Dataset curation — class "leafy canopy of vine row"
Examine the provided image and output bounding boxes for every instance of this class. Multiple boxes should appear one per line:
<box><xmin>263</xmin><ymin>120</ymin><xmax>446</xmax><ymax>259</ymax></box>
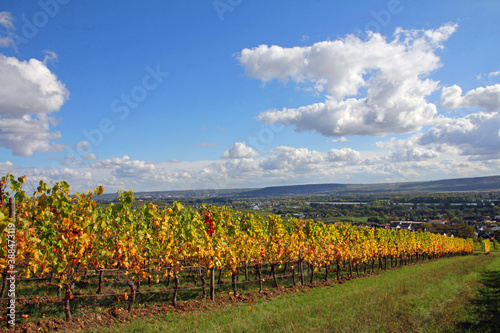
<box><xmin>0</xmin><ymin>174</ymin><xmax>474</xmax><ymax>287</ymax></box>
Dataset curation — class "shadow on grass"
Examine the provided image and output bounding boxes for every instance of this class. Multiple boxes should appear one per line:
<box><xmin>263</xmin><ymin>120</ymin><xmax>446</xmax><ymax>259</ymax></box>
<box><xmin>455</xmin><ymin>267</ymin><xmax>500</xmax><ymax>332</ymax></box>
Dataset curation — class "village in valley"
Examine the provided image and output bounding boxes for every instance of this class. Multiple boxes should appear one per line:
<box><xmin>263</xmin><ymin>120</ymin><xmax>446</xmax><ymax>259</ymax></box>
<box><xmin>228</xmin><ymin>196</ymin><xmax>500</xmax><ymax>241</ymax></box>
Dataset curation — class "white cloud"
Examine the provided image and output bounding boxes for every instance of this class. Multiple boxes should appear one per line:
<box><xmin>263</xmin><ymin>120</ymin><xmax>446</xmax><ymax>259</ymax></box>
<box><xmin>76</xmin><ymin>141</ymin><xmax>91</xmax><ymax>152</ymax></box>
<box><xmin>114</xmin><ymin>161</ymin><xmax>156</xmax><ymax>179</ymax></box>
<box><xmin>28</xmin><ymin>168</ymin><xmax>93</xmax><ymax>186</ymax></box>
<box><xmin>0</xmin><ymin>12</ymin><xmax>14</xmax><ymax>47</ymax></box>
<box><xmin>327</xmin><ymin>148</ymin><xmax>362</xmax><ymax>162</ymax></box>
<box><xmin>329</xmin><ymin>136</ymin><xmax>348</xmax><ymax>143</ymax></box>
<box><xmin>0</xmin><ymin>12</ymin><xmax>14</xmax><ymax>30</ymax></box>
<box><xmin>421</xmin><ymin>23</ymin><xmax>458</xmax><ymax>47</ymax></box>
<box><xmin>92</xmin><ymin>155</ymin><xmax>156</xmax><ymax>179</ymax></box>
<box><xmin>477</xmin><ymin>71</ymin><xmax>500</xmax><ymax>86</ymax></box>
<box><xmin>0</xmin><ymin>161</ymin><xmax>16</xmax><ymax>176</ymax></box>
<box><xmin>83</xmin><ymin>153</ymin><xmax>97</xmax><ymax>160</ymax></box>
<box><xmin>0</xmin><ymin>54</ymin><xmax>69</xmax><ymax>156</ymax></box>
<box><xmin>440</xmin><ymin>85</ymin><xmax>463</xmax><ymax>110</ymax></box>
<box><xmin>221</xmin><ymin>142</ymin><xmax>260</xmax><ymax>159</ymax></box>
<box><xmin>262</xmin><ymin>146</ymin><xmax>323</xmax><ymax>169</ymax></box>
<box><xmin>86</xmin><ymin>155</ymin><xmax>161</xmax><ymax>190</ymax></box>
<box><xmin>91</xmin><ymin>155</ymin><xmax>195</xmax><ymax>187</ymax></box>
<box><xmin>389</xmin><ymin>146</ymin><xmax>439</xmax><ymax>162</ymax></box>
<box><xmin>375</xmin><ymin>136</ymin><xmax>439</xmax><ymax>162</ymax></box>
<box><xmin>257</xmin><ymin>146</ymin><xmax>360</xmax><ymax>181</ymax></box>
<box><xmin>5</xmin><ymin>140</ymin><xmax>500</xmax><ymax>193</ymax></box>
<box><xmin>239</xmin><ymin>24</ymin><xmax>457</xmax><ymax>137</ymax></box>
<box><xmin>418</xmin><ymin>112</ymin><xmax>500</xmax><ymax>158</ymax></box>
<box><xmin>441</xmin><ymin>84</ymin><xmax>500</xmax><ymax>112</ymax></box>
<box><xmin>198</xmin><ymin>158</ymin><xmax>261</xmax><ymax>189</ymax></box>
<box><xmin>86</xmin><ymin>147</ymin><xmax>358</xmax><ymax>190</ymax></box>
<box><xmin>0</xmin><ymin>115</ymin><xmax>65</xmax><ymax>156</ymax></box>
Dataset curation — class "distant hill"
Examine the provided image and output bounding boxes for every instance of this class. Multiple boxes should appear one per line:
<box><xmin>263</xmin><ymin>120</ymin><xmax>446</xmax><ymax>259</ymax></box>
<box><xmin>96</xmin><ymin>175</ymin><xmax>500</xmax><ymax>201</ymax></box>
<box><xmin>237</xmin><ymin>183</ymin><xmax>349</xmax><ymax>197</ymax></box>
<box><xmin>238</xmin><ymin>175</ymin><xmax>500</xmax><ymax>198</ymax></box>
<box><xmin>378</xmin><ymin>175</ymin><xmax>500</xmax><ymax>192</ymax></box>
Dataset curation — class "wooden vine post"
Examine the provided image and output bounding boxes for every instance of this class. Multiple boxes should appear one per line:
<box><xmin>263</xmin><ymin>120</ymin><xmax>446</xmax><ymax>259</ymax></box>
<box><xmin>126</xmin><ymin>278</ymin><xmax>136</xmax><ymax>312</ymax></box>
<box><xmin>256</xmin><ymin>264</ymin><xmax>263</xmax><ymax>293</ymax></box>
<box><xmin>206</xmin><ymin>210</ymin><xmax>216</xmax><ymax>301</ymax></box>
<box><xmin>299</xmin><ymin>250</ymin><xmax>304</xmax><ymax>286</ymax></box>
<box><xmin>96</xmin><ymin>269</ymin><xmax>104</xmax><ymax>294</ymax></box>
<box><xmin>231</xmin><ymin>270</ymin><xmax>238</xmax><ymax>296</ymax></box>
<box><xmin>172</xmin><ymin>274</ymin><xmax>179</xmax><ymax>306</ymax></box>
<box><xmin>270</xmin><ymin>263</ymin><xmax>278</xmax><ymax>289</ymax></box>
<box><xmin>201</xmin><ymin>269</ymin><xmax>207</xmax><ymax>299</ymax></box>
<box><xmin>309</xmin><ymin>263</ymin><xmax>315</xmax><ymax>284</ymax></box>
<box><xmin>209</xmin><ymin>267</ymin><xmax>215</xmax><ymax>301</ymax></box>
<box><xmin>63</xmin><ymin>282</ymin><xmax>75</xmax><ymax>321</ymax></box>
<box><xmin>117</xmin><ymin>272</ymin><xmax>136</xmax><ymax>312</ymax></box>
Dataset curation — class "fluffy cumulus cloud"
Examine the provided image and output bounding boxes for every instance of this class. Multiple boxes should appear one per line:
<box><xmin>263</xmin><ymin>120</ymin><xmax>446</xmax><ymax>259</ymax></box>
<box><xmin>258</xmin><ymin>146</ymin><xmax>363</xmax><ymax>181</ymax></box>
<box><xmin>201</xmin><ymin>146</ymin><xmax>363</xmax><ymax>188</ymax></box>
<box><xmin>53</xmin><ymin>146</ymin><xmax>363</xmax><ymax>191</ymax></box>
<box><xmin>13</xmin><ymin>167</ymin><xmax>94</xmax><ymax>193</ymax></box>
<box><xmin>0</xmin><ymin>54</ymin><xmax>69</xmax><ymax>156</ymax></box>
<box><xmin>198</xmin><ymin>158</ymin><xmax>261</xmax><ymax>189</ymax></box>
<box><xmin>375</xmin><ymin>105</ymin><xmax>500</xmax><ymax>164</ymax></box>
<box><xmin>260</xmin><ymin>146</ymin><xmax>326</xmax><ymax>172</ymax></box>
<box><xmin>85</xmin><ymin>155</ymin><xmax>200</xmax><ymax>191</ymax></box>
<box><xmin>389</xmin><ymin>144</ymin><xmax>439</xmax><ymax>162</ymax></box>
<box><xmin>221</xmin><ymin>142</ymin><xmax>260</xmax><ymax>159</ymax></box>
<box><xmin>329</xmin><ymin>137</ymin><xmax>348</xmax><ymax>143</ymax></box>
<box><xmin>328</xmin><ymin>148</ymin><xmax>362</xmax><ymax>162</ymax></box>
<box><xmin>418</xmin><ymin>112</ymin><xmax>500</xmax><ymax>158</ymax></box>
<box><xmin>239</xmin><ymin>24</ymin><xmax>457</xmax><ymax>137</ymax></box>
<box><xmin>31</xmin><ymin>168</ymin><xmax>93</xmax><ymax>182</ymax></box>
<box><xmin>376</xmin><ymin>136</ymin><xmax>439</xmax><ymax>162</ymax></box>
<box><xmin>78</xmin><ymin>143</ymin><xmax>490</xmax><ymax>191</ymax></box>
<box><xmin>441</xmin><ymin>84</ymin><xmax>500</xmax><ymax>112</ymax></box>
<box><xmin>430</xmin><ymin>79</ymin><xmax>500</xmax><ymax>159</ymax></box>
<box><xmin>0</xmin><ymin>161</ymin><xmax>16</xmax><ymax>176</ymax></box>
<box><xmin>92</xmin><ymin>155</ymin><xmax>157</xmax><ymax>179</ymax></box>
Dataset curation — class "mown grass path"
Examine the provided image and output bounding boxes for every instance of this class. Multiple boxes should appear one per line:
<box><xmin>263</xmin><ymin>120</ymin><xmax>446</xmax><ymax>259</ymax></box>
<box><xmin>80</xmin><ymin>253</ymin><xmax>499</xmax><ymax>333</ymax></box>
<box><xmin>452</xmin><ymin>252</ymin><xmax>500</xmax><ymax>333</ymax></box>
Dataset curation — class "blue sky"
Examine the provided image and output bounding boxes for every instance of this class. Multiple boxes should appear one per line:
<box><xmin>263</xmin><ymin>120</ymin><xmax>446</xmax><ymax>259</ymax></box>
<box><xmin>1</xmin><ymin>0</ymin><xmax>500</xmax><ymax>192</ymax></box>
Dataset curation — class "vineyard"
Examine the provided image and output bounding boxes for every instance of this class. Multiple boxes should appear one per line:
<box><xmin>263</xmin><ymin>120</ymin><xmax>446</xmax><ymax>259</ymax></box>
<box><xmin>0</xmin><ymin>174</ymin><xmax>474</xmax><ymax>327</ymax></box>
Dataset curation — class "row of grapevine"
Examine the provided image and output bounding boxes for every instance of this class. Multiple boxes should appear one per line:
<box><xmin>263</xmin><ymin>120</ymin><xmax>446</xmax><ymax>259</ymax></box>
<box><xmin>0</xmin><ymin>174</ymin><xmax>474</xmax><ymax>320</ymax></box>
<box><xmin>482</xmin><ymin>239</ymin><xmax>491</xmax><ymax>254</ymax></box>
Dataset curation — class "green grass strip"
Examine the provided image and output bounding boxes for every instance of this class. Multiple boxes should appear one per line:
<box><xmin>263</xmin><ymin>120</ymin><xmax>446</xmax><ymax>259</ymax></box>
<box><xmin>450</xmin><ymin>253</ymin><xmax>500</xmax><ymax>333</ymax></box>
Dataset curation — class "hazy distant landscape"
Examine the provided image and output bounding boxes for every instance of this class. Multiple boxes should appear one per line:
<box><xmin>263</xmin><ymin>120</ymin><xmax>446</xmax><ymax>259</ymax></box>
<box><xmin>97</xmin><ymin>175</ymin><xmax>500</xmax><ymax>202</ymax></box>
